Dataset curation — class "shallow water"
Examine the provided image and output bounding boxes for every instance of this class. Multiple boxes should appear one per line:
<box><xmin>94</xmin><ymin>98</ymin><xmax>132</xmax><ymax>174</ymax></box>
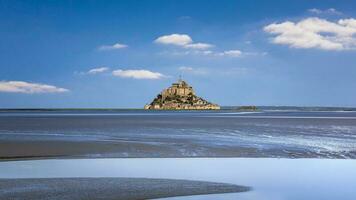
<box><xmin>1</xmin><ymin>158</ymin><xmax>356</xmax><ymax>200</ymax></box>
<box><xmin>1</xmin><ymin>110</ymin><xmax>356</xmax><ymax>158</ymax></box>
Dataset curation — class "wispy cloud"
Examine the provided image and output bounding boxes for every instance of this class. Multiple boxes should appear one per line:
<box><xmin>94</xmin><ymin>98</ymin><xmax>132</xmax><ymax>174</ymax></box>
<box><xmin>178</xmin><ymin>66</ymin><xmax>208</xmax><ymax>75</ymax></box>
<box><xmin>308</xmin><ymin>8</ymin><xmax>342</xmax><ymax>15</ymax></box>
<box><xmin>74</xmin><ymin>67</ymin><xmax>110</xmax><ymax>75</ymax></box>
<box><xmin>0</xmin><ymin>81</ymin><xmax>69</xmax><ymax>94</ymax></box>
<box><xmin>112</xmin><ymin>69</ymin><xmax>166</xmax><ymax>79</ymax></box>
<box><xmin>264</xmin><ymin>17</ymin><xmax>356</xmax><ymax>50</ymax></box>
<box><xmin>79</xmin><ymin>67</ymin><xmax>166</xmax><ymax>80</ymax></box>
<box><xmin>183</xmin><ymin>43</ymin><xmax>214</xmax><ymax>49</ymax></box>
<box><xmin>178</xmin><ymin>66</ymin><xmax>250</xmax><ymax>77</ymax></box>
<box><xmin>179</xmin><ymin>16</ymin><xmax>192</xmax><ymax>20</ymax></box>
<box><xmin>178</xmin><ymin>66</ymin><xmax>194</xmax><ymax>71</ymax></box>
<box><xmin>219</xmin><ymin>67</ymin><xmax>250</xmax><ymax>76</ymax></box>
<box><xmin>98</xmin><ymin>43</ymin><xmax>128</xmax><ymax>51</ymax></box>
<box><xmin>154</xmin><ymin>34</ymin><xmax>213</xmax><ymax>50</ymax></box>
<box><xmin>161</xmin><ymin>49</ymin><xmax>258</xmax><ymax>58</ymax></box>
<box><xmin>216</xmin><ymin>50</ymin><xmax>242</xmax><ymax>57</ymax></box>
<box><xmin>88</xmin><ymin>67</ymin><xmax>110</xmax><ymax>74</ymax></box>
<box><xmin>155</xmin><ymin>34</ymin><xmax>265</xmax><ymax>58</ymax></box>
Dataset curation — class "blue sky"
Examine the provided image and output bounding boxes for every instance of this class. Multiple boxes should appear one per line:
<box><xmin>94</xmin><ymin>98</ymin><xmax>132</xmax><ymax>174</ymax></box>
<box><xmin>1</xmin><ymin>0</ymin><xmax>356</xmax><ymax>108</ymax></box>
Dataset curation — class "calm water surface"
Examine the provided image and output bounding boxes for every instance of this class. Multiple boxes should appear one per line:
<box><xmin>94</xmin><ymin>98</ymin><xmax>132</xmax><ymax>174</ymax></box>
<box><xmin>0</xmin><ymin>110</ymin><xmax>356</xmax><ymax>158</ymax></box>
<box><xmin>1</xmin><ymin>158</ymin><xmax>355</xmax><ymax>200</ymax></box>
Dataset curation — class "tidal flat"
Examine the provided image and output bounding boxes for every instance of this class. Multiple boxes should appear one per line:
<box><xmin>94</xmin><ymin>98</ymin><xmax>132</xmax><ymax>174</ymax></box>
<box><xmin>0</xmin><ymin>177</ymin><xmax>249</xmax><ymax>200</ymax></box>
<box><xmin>1</xmin><ymin>110</ymin><xmax>356</xmax><ymax>159</ymax></box>
<box><xmin>1</xmin><ymin>110</ymin><xmax>356</xmax><ymax>199</ymax></box>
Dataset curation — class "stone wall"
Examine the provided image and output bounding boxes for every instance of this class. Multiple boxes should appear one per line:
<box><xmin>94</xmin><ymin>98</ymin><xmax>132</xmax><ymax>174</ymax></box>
<box><xmin>145</xmin><ymin>80</ymin><xmax>220</xmax><ymax>110</ymax></box>
<box><xmin>145</xmin><ymin>103</ymin><xmax>220</xmax><ymax>110</ymax></box>
<box><xmin>161</xmin><ymin>81</ymin><xmax>195</xmax><ymax>100</ymax></box>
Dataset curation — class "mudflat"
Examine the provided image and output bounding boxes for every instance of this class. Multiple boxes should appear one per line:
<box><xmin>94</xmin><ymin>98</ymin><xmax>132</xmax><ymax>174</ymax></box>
<box><xmin>1</xmin><ymin>110</ymin><xmax>356</xmax><ymax>159</ymax></box>
<box><xmin>0</xmin><ymin>139</ymin><xmax>269</xmax><ymax>161</ymax></box>
<box><xmin>0</xmin><ymin>177</ymin><xmax>250</xmax><ymax>200</ymax></box>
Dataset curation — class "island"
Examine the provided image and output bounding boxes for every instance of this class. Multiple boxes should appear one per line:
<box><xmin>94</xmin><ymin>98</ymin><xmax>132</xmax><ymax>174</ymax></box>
<box><xmin>144</xmin><ymin>79</ymin><xmax>220</xmax><ymax>110</ymax></box>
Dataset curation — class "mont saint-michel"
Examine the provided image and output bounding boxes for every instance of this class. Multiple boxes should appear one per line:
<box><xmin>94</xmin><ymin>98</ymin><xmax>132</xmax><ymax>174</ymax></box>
<box><xmin>144</xmin><ymin>79</ymin><xmax>220</xmax><ymax>110</ymax></box>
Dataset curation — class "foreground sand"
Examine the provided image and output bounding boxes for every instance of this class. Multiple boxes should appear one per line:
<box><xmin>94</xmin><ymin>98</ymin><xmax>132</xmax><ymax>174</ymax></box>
<box><xmin>1</xmin><ymin>158</ymin><xmax>356</xmax><ymax>200</ymax></box>
<box><xmin>0</xmin><ymin>177</ymin><xmax>250</xmax><ymax>200</ymax></box>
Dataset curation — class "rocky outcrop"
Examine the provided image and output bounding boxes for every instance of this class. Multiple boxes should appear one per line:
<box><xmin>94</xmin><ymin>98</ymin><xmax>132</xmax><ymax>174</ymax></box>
<box><xmin>144</xmin><ymin>80</ymin><xmax>220</xmax><ymax>110</ymax></box>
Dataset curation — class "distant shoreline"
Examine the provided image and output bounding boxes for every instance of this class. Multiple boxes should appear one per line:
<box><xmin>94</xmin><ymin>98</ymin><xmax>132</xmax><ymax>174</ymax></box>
<box><xmin>0</xmin><ymin>106</ymin><xmax>355</xmax><ymax>112</ymax></box>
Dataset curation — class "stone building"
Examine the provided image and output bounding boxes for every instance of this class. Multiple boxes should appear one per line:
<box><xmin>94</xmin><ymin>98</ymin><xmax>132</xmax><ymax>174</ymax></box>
<box><xmin>144</xmin><ymin>79</ymin><xmax>220</xmax><ymax>110</ymax></box>
<box><xmin>161</xmin><ymin>80</ymin><xmax>194</xmax><ymax>100</ymax></box>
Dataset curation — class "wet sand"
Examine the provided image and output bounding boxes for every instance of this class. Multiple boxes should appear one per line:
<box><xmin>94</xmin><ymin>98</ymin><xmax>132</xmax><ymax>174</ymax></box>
<box><xmin>0</xmin><ymin>140</ymin><xmax>167</xmax><ymax>160</ymax></box>
<box><xmin>0</xmin><ymin>177</ymin><xmax>250</xmax><ymax>200</ymax></box>
<box><xmin>0</xmin><ymin>139</ymin><xmax>299</xmax><ymax>161</ymax></box>
<box><xmin>0</xmin><ymin>139</ymin><xmax>201</xmax><ymax>160</ymax></box>
<box><xmin>2</xmin><ymin>138</ymin><xmax>352</xmax><ymax>161</ymax></box>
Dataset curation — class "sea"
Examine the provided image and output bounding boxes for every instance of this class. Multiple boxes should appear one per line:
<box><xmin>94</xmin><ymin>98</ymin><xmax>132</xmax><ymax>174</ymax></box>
<box><xmin>1</xmin><ymin>107</ymin><xmax>356</xmax><ymax>159</ymax></box>
<box><xmin>1</xmin><ymin>108</ymin><xmax>356</xmax><ymax>199</ymax></box>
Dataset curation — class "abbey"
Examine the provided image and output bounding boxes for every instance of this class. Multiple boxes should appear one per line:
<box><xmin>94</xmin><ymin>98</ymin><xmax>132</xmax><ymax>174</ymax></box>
<box><xmin>144</xmin><ymin>79</ymin><xmax>220</xmax><ymax>110</ymax></box>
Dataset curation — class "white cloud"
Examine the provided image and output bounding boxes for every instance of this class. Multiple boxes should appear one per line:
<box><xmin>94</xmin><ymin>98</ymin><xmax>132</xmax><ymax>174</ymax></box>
<box><xmin>0</xmin><ymin>81</ymin><xmax>69</xmax><ymax>94</ymax></box>
<box><xmin>178</xmin><ymin>66</ymin><xmax>208</xmax><ymax>75</ymax></box>
<box><xmin>217</xmin><ymin>50</ymin><xmax>242</xmax><ymax>57</ymax></box>
<box><xmin>264</xmin><ymin>17</ymin><xmax>356</xmax><ymax>50</ymax></box>
<box><xmin>339</xmin><ymin>18</ymin><xmax>356</xmax><ymax>28</ymax></box>
<box><xmin>112</xmin><ymin>69</ymin><xmax>165</xmax><ymax>79</ymax></box>
<box><xmin>178</xmin><ymin>66</ymin><xmax>250</xmax><ymax>77</ymax></box>
<box><xmin>184</xmin><ymin>43</ymin><xmax>214</xmax><ymax>49</ymax></box>
<box><xmin>88</xmin><ymin>67</ymin><xmax>110</xmax><ymax>74</ymax></box>
<box><xmin>159</xmin><ymin>50</ymin><xmax>212</xmax><ymax>56</ymax></box>
<box><xmin>308</xmin><ymin>8</ymin><xmax>342</xmax><ymax>15</ymax></box>
<box><xmin>244</xmin><ymin>51</ymin><xmax>268</xmax><ymax>56</ymax></box>
<box><xmin>98</xmin><ymin>43</ymin><xmax>128</xmax><ymax>51</ymax></box>
<box><xmin>159</xmin><ymin>49</ymin><xmax>254</xmax><ymax>58</ymax></box>
<box><xmin>155</xmin><ymin>34</ymin><xmax>192</xmax><ymax>46</ymax></box>
<box><xmin>178</xmin><ymin>66</ymin><xmax>194</xmax><ymax>71</ymax></box>
<box><xmin>202</xmin><ymin>50</ymin><xmax>213</xmax><ymax>55</ymax></box>
<box><xmin>154</xmin><ymin>34</ymin><xmax>213</xmax><ymax>50</ymax></box>
<box><xmin>154</xmin><ymin>34</ymin><xmax>260</xmax><ymax>56</ymax></box>
<box><xmin>217</xmin><ymin>50</ymin><xmax>266</xmax><ymax>57</ymax></box>
<box><xmin>308</xmin><ymin>8</ymin><xmax>322</xmax><ymax>14</ymax></box>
